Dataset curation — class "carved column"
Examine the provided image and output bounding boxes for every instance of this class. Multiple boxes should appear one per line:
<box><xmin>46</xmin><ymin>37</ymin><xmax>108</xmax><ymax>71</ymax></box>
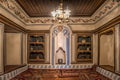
<box><xmin>22</xmin><ymin>33</ymin><xmax>27</xmax><ymax>64</ymax></box>
<box><xmin>71</xmin><ymin>34</ymin><xmax>76</xmax><ymax>63</ymax></box>
<box><xmin>0</xmin><ymin>23</ymin><xmax>4</xmax><ymax>74</ymax></box>
<box><xmin>93</xmin><ymin>34</ymin><xmax>99</xmax><ymax>65</ymax></box>
<box><xmin>115</xmin><ymin>24</ymin><xmax>120</xmax><ymax>74</ymax></box>
<box><xmin>45</xmin><ymin>33</ymin><xmax>50</xmax><ymax>63</ymax></box>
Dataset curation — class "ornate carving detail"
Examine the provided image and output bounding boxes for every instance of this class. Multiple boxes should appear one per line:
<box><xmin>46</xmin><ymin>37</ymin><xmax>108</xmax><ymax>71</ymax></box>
<box><xmin>0</xmin><ymin>0</ymin><xmax>119</xmax><ymax>24</ymax></box>
<box><xmin>93</xmin><ymin>2</ymin><xmax>116</xmax><ymax>21</ymax></box>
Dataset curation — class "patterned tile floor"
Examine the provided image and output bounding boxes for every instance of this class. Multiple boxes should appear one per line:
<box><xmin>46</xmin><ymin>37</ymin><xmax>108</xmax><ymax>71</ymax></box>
<box><xmin>11</xmin><ymin>69</ymin><xmax>111</xmax><ymax>80</ymax></box>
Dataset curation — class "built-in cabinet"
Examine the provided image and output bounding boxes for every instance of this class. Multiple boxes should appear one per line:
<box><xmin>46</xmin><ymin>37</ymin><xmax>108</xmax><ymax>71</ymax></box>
<box><xmin>28</xmin><ymin>33</ymin><xmax>45</xmax><ymax>63</ymax></box>
<box><xmin>76</xmin><ymin>34</ymin><xmax>92</xmax><ymax>63</ymax></box>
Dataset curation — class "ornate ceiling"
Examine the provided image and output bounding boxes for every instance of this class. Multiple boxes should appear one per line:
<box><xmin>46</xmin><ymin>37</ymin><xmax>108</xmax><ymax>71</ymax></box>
<box><xmin>16</xmin><ymin>0</ymin><xmax>106</xmax><ymax>17</ymax></box>
<box><xmin>0</xmin><ymin>0</ymin><xmax>119</xmax><ymax>24</ymax></box>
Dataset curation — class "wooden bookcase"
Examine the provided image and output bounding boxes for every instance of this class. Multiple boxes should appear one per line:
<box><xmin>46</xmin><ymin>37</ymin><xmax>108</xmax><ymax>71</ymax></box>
<box><xmin>28</xmin><ymin>33</ymin><xmax>45</xmax><ymax>63</ymax></box>
<box><xmin>76</xmin><ymin>34</ymin><xmax>92</xmax><ymax>63</ymax></box>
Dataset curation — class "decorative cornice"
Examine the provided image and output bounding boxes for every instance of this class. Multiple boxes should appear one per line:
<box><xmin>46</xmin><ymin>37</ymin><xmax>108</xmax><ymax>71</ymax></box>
<box><xmin>0</xmin><ymin>0</ymin><xmax>119</xmax><ymax>24</ymax></box>
<box><xmin>94</xmin><ymin>15</ymin><xmax>120</xmax><ymax>33</ymax></box>
<box><xmin>27</xmin><ymin>30</ymin><xmax>50</xmax><ymax>33</ymax></box>
<box><xmin>0</xmin><ymin>14</ymin><xmax>26</xmax><ymax>32</ymax></box>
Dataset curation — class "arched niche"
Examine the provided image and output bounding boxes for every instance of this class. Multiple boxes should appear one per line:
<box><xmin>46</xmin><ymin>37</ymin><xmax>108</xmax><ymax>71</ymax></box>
<box><xmin>50</xmin><ymin>24</ymin><xmax>72</xmax><ymax>65</ymax></box>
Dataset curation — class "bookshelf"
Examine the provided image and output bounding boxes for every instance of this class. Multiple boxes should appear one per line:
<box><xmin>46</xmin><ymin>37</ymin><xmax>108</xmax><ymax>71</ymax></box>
<box><xmin>28</xmin><ymin>34</ymin><xmax>45</xmax><ymax>63</ymax></box>
<box><xmin>76</xmin><ymin>34</ymin><xmax>92</xmax><ymax>63</ymax></box>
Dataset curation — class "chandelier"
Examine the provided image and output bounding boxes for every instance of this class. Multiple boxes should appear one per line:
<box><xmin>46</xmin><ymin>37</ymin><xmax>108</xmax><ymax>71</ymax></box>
<box><xmin>51</xmin><ymin>0</ymin><xmax>71</xmax><ymax>23</ymax></box>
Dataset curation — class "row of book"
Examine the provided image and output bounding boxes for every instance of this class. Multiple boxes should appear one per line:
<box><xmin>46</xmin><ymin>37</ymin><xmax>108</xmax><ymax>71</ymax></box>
<box><xmin>30</xmin><ymin>45</ymin><xmax>44</xmax><ymax>50</ymax></box>
<box><xmin>29</xmin><ymin>53</ymin><xmax>44</xmax><ymax>59</ymax></box>
<box><xmin>78</xmin><ymin>37</ymin><xmax>91</xmax><ymax>42</ymax></box>
<box><xmin>77</xmin><ymin>52</ymin><xmax>92</xmax><ymax>59</ymax></box>
<box><xmin>30</xmin><ymin>36</ymin><xmax>44</xmax><ymax>42</ymax></box>
<box><xmin>78</xmin><ymin>45</ymin><xmax>91</xmax><ymax>50</ymax></box>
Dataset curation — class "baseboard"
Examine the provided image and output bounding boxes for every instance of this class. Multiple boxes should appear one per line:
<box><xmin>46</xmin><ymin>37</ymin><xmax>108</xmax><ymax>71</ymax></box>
<box><xmin>96</xmin><ymin>67</ymin><xmax>120</xmax><ymax>80</ymax></box>
<box><xmin>0</xmin><ymin>65</ymin><xmax>28</xmax><ymax>80</ymax></box>
<box><xmin>28</xmin><ymin>64</ymin><xmax>94</xmax><ymax>69</ymax></box>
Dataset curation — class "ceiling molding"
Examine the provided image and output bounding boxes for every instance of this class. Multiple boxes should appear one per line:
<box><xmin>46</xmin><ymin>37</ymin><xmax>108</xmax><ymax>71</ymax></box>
<box><xmin>0</xmin><ymin>0</ymin><xmax>119</xmax><ymax>25</ymax></box>
<box><xmin>94</xmin><ymin>15</ymin><xmax>120</xmax><ymax>33</ymax></box>
<box><xmin>0</xmin><ymin>14</ymin><xmax>26</xmax><ymax>33</ymax></box>
<box><xmin>26</xmin><ymin>30</ymin><xmax>50</xmax><ymax>33</ymax></box>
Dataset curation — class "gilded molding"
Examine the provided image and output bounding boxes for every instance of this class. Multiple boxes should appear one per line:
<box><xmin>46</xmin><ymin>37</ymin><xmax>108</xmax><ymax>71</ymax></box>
<box><xmin>0</xmin><ymin>0</ymin><xmax>119</xmax><ymax>24</ymax></box>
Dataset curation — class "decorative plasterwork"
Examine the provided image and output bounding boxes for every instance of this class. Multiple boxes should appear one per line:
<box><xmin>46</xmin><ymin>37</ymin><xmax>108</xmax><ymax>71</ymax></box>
<box><xmin>0</xmin><ymin>0</ymin><xmax>119</xmax><ymax>24</ymax></box>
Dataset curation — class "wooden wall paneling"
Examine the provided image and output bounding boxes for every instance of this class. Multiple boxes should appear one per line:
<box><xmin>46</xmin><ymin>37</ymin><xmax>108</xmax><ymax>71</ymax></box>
<box><xmin>16</xmin><ymin>0</ymin><xmax>106</xmax><ymax>17</ymax></box>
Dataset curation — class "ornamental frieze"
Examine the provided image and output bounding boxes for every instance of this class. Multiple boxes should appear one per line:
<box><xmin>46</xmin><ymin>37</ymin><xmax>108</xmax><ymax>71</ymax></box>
<box><xmin>0</xmin><ymin>0</ymin><xmax>119</xmax><ymax>24</ymax></box>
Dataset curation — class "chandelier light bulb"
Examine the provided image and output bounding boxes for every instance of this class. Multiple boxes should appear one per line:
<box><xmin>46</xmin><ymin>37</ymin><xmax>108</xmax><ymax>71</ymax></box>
<box><xmin>51</xmin><ymin>11</ymin><xmax>56</xmax><ymax>17</ymax></box>
<box><xmin>51</xmin><ymin>1</ymin><xmax>71</xmax><ymax>23</ymax></box>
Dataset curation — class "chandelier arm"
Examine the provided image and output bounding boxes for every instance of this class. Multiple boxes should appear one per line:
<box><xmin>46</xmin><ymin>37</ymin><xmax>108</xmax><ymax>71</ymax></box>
<box><xmin>51</xmin><ymin>0</ymin><xmax>71</xmax><ymax>23</ymax></box>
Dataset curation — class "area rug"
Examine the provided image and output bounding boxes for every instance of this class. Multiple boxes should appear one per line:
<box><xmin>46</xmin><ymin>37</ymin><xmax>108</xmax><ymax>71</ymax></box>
<box><xmin>11</xmin><ymin>69</ymin><xmax>111</xmax><ymax>80</ymax></box>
